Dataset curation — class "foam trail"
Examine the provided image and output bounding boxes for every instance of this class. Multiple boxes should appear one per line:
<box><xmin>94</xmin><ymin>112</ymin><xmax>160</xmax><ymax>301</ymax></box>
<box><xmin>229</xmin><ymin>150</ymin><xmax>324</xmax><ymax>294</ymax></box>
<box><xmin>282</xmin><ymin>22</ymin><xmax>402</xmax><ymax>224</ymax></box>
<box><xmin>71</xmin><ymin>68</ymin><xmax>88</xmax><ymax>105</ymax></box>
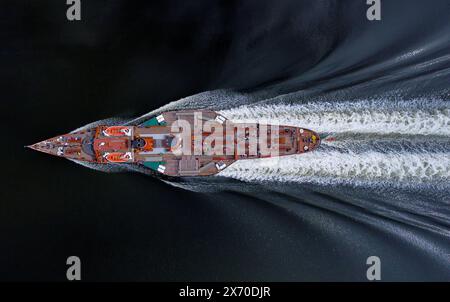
<box><xmin>219</xmin><ymin>150</ymin><xmax>450</xmax><ymax>188</ymax></box>
<box><xmin>219</xmin><ymin>99</ymin><xmax>450</xmax><ymax>135</ymax></box>
<box><xmin>320</xmin><ymin>134</ymin><xmax>450</xmax><ymax>153</ymax></box>
<box><xmin>218</xmin><ymin>99</ymin><xmax>450</xmax><ymax>187</ymax></box>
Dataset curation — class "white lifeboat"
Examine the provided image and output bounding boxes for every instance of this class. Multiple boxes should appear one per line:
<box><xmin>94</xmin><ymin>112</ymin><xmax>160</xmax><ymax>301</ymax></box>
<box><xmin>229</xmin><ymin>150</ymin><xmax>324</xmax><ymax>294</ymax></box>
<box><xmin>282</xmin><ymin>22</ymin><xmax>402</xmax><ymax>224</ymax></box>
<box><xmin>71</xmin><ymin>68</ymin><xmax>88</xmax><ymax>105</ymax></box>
<box><xmin>102</xmin><ymin>126</ymin><xmax>133</xmax><ymax>137</ymax></box>
<box><xmin>103</xmin><ymin>152</ymin><xmax>133</xmax><ymax>163</ymax></box>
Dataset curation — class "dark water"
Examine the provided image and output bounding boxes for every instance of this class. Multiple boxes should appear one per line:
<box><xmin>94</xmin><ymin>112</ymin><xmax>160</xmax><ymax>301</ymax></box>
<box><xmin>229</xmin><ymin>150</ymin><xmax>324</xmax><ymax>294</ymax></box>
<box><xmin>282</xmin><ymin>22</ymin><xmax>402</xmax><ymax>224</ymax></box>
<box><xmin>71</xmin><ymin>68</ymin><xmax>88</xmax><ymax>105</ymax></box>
<box><xmin>2</xmin><ymin>0</ymin><xmax>450</xmax><ymax>281</ymax></box>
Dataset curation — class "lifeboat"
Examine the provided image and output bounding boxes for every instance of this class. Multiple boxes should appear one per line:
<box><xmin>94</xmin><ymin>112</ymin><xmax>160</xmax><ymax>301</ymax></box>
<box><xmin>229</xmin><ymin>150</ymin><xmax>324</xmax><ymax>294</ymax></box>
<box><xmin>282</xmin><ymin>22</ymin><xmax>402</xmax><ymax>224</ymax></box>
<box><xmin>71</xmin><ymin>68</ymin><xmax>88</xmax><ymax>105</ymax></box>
<box><xmin>102</xmin><ymin>126</ymin><xmax>132</xmax><ymax>137</ymax></box>
<box><xmin>103</xmin><ymin>152</ymin><xmax>133</xmax><ymax>163</ymax></box>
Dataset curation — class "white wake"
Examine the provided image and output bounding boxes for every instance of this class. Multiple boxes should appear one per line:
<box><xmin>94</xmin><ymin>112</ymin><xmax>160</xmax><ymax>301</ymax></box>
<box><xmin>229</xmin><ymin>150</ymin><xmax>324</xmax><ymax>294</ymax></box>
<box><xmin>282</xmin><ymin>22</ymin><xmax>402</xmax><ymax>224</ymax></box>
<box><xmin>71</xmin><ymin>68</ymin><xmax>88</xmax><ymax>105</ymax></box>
<box><xmin>218</xmin><ymin>99</ymin><xmax>450</xmax><ymax>186</ymax></box>
<box><xmin>219</xmin><ymin>99</ymin><xmax>450</xmax><ymax>135</ymax></box>
<box><xmin>219</xmin><ymin>150</ymin><xmax>450</xmax><ymax>185</ymax></box>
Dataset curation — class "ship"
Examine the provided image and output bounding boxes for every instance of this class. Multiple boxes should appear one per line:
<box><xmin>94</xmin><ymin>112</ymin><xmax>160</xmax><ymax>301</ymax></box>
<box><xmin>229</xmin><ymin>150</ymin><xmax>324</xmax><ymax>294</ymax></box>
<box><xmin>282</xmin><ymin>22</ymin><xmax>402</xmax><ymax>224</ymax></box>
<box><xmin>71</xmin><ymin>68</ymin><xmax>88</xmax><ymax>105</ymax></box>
<box><xmin>28</xmin><ymin>110</ymin><xmax>320</xmax><ymax>176</ymax></box>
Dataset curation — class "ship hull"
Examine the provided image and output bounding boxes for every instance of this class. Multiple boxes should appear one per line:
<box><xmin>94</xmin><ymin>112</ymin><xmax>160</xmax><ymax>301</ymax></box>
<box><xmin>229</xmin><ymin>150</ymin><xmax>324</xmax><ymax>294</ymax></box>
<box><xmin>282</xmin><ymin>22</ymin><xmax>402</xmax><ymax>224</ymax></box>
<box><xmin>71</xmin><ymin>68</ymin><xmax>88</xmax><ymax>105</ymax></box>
<box><xmin>29</xmin><ymin>110</ymin><xmax>320</xmax><ymax>176</ymax></box>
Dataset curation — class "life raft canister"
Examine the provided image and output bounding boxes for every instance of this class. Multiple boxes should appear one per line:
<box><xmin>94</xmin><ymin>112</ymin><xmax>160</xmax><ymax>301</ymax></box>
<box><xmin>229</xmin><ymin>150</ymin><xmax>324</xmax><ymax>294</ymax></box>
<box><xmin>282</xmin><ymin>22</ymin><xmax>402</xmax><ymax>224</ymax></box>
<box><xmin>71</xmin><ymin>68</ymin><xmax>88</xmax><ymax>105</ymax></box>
<box><xmin>103</xmin><ymin>126</ymin><xmax>132</xmax><ymax>137</ymax></box>
<box><xmin>103</xmin><ymin>152</ymin><xmax>133</xmax><ymax>163</ymax></box>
